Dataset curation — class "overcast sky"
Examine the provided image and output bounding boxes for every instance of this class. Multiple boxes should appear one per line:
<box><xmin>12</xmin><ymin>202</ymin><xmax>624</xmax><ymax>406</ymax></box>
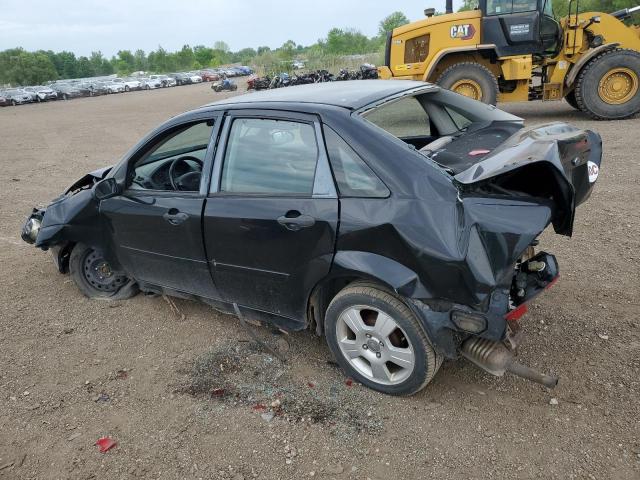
<box><xmin>0</xmin><ymin>0</ymin><xmax>463</xmax><ymax>57</ymax></box>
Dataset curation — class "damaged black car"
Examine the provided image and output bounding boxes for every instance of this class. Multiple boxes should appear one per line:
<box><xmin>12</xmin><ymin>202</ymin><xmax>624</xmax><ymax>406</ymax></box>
<box><xmin>22</xmin><ymin>81</ymin><xmax>602</xmax><ymax>395</ymax></box>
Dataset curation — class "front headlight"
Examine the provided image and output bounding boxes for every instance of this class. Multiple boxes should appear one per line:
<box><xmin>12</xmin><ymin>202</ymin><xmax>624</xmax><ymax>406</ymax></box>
<box><xmin>22</xmin><ymin>217</ymin><xmax>42</xmax><ymax>244</ymax></box>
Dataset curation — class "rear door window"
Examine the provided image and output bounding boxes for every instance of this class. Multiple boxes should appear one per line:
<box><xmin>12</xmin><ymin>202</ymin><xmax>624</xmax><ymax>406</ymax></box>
<box><xmin>220</xmin><ymin>118</ymin><xmax>319</xmax><ymax>195</ymax></box>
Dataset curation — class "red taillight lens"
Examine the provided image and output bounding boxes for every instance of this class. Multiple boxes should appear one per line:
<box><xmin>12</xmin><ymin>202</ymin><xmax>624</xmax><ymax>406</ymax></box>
<box><xmin>505</xmin><ymin>303</ymin><xmax>528</xmax><ymax>321</ymax></box>
<box><xmin>545</xmin><ymin>275</ymin><xmax>560</xmax><ymax>290</ymax></box>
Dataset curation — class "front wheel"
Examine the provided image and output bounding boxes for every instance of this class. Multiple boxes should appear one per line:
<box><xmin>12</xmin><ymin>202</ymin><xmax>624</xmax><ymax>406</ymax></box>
<box><xmin>325</xmin><ymin>283</ymin><xmax>442</xmax><ymax>396</ymax></box>
<box><xmin>574</xmin><ymin>48</ymin><xmax>640</xmax><ymax>120</ymax></box>
<box><xmin>436</xmin><ymin>62</ymin><xmax>499</xmax><ymax>105</ymax></box>
<box><xmin>69</xmin><ymin>243</ymin><xmax>138</xmax><ymax>300</ymax></box>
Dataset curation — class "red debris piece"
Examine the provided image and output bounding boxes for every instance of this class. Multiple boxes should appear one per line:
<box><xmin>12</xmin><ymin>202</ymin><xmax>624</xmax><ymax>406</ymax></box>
<box><xmin>345</xmin><ymin>379</ymin><xmax>353</xmax><ymax>387</ymax></box>
<box><xmin>252</xmin><ymin>403</ymin><xmax>267</xmax><ymax>412</ymax></box>
<box><xmin>211</xmin><ymin>388</ymin><xmax>225</xmax><ymax>398</ymax></box>
<box><xmin>95</xmin><ymin>437</ymin><xmax>117</xmax><ymax>453</ymax></box>
<box><xmin>116</xmin><ymin>370</ymin><xmax>128</xmax><ymax>380</ymax></box>
<box><xmin>307</xmin><ymin>382</ymin><xmax>315</xmax><ymax>388</ymax></box>
<box><xmin>468</xmin><ymin>149</ymin><xmax>491</xmax><ymax>156</ymax></box>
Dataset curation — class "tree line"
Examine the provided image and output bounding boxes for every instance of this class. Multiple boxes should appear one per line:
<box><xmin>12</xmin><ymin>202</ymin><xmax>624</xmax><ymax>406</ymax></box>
<box><xmin>0</xmin><ymin>12</ymin><xmax>410</xmax><ymax>87</ymax></box>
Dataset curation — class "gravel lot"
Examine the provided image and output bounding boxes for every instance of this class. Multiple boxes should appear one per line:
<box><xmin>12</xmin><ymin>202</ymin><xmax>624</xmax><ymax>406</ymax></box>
<box><xmin>0</xmin><ymin>81</ymin><xmax>639</xmax><ymax>480</ymax></box>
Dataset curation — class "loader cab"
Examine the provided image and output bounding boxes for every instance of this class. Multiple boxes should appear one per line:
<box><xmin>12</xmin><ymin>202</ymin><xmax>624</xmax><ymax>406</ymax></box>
<box><xmin>480</xmin><ymin>0</ymin><xmax>562</xmax><ymax>57</ymax></box>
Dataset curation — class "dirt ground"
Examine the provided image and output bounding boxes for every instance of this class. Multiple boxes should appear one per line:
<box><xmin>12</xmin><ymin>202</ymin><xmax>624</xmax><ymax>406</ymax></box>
<box><xmin>0</xmin><ymin>80</ymin><xmax>639</xmax><ymax>480</ymax></box>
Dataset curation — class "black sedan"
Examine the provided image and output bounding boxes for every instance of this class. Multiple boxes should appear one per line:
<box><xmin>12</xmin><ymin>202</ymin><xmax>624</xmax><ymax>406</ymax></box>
<box><xmin>21</xmin><ymin>81</ymin><xmax>602</xmax><ymax>395</ymax></box>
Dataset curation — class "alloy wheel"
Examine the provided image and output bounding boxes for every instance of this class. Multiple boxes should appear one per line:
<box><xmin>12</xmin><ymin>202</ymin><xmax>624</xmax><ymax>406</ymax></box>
<box><xmin>336</xmin><ymin>305</ymin><xmax>415</xmax><ymax>385</ymax></box>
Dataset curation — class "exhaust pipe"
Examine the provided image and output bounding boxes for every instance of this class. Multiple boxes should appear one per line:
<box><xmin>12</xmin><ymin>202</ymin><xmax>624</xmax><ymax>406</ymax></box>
<box><xmin>462</xmin><ymin>337</ymin><xmax>558</xmax><ymax>388</ymax></box>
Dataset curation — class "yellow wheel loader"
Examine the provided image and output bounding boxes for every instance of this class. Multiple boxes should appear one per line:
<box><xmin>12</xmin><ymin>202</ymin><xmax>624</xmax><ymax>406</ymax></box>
<box><xmin>378</xmin><ymin>0</ymin><xmax>640</xmax><ymax>119</ymax></box>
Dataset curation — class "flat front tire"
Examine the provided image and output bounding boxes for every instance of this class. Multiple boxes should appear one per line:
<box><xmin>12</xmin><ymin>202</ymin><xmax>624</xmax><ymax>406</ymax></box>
<box><xmin>69</xmin><ymin>243</ymin><xmax>138</xmax><ymax>300</ymax></box>
<box><xmin>325</xmin><ymin>283</ymin><xmax>442</xmax><ymax>396</ymax></box>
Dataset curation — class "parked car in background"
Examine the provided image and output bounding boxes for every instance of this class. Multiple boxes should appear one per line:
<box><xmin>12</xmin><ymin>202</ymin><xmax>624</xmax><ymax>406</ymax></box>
<box><xmin>168</xmin><ymin>73</ymin><xmax>191</xmax><ymax>86</ymax></box>
<box><xmin>23</xmin><ymin>86</ymin><xmax>58</xmax><ymax>102</ymax></box>
<box><xmin>0</xmin><ymin>93</ymin><xmax>11</xmax><ymax>106</ymax></box>
<box><xmin>292</xmin><ymin>60</ymin><xmax>305</xmax><ymax>70</ymax></box>
<box><xmin>103</xmin><ymin>81</ymin><xmax>125</xmax><ymax>94</ymax></box>
<box><xmin>2</xmin><ymin>89</ymin><xmax>33</xmax><ymax>105</ymax></box>
<box><xmin>162</xmin><ymin>75</ymin><xmax>177</xmax><ymax>87</ymax></box>
<box><xmin>200</xmin><ymin>70</ymin><xmax>220</xmax><ymax>82</ymax></box>
<box><xmin>188</xmin><ymin>72</ymin><xmax>203</xmax><ymax>83</ymax></box>
<box><xmin>149</xmin><ymin>75</ymin><xmax>175</xmax><ymax>88</ymax></box>
<box><xmin>50</xmin><ymin>83</ymin><xmax>85</xmax><ymax>100</ymax></box>
<box><xmin>79</xmin><ymin>82</ymin><xmax>107</xmax><ymax>96</ymax></box>
<box><xmin>113</xmin><ymin>78</ymin><xmax>142</xmax><ymax>92</ymax></box>
<box><xmin>141</xmin><ymin>77</ymin><xmax>163</xmax><ymax>90</ymax></box>
<box><xmin>238</xmin><ymin>66</ymin><xmax>253</xmax><ymax>75</ymax></box>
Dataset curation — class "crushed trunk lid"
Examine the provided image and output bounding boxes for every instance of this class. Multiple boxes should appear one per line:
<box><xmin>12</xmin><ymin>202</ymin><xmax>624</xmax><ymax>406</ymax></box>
<box><xmin>453</xmin><ymin>122</ymin><xmax>602</xmax><ymax>236</ymax></box>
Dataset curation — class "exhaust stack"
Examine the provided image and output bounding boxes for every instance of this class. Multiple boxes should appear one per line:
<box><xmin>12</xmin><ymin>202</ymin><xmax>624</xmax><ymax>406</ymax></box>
<box><xmin>445</xmin><ymin>0</ymin><xmax>453</xmax><ymax>14</ymax></box>
<box><xmin>462</xmin><ymin>337</ymin><xmax>558</xmax><ymax>388</ymax></box>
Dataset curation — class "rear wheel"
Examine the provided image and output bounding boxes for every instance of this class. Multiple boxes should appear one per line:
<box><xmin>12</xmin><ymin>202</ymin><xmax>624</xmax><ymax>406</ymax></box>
<box><xmin>69</xmin><ymin>243</ymin><xmax>138</xmax><ymax>300</ymax></box>
<box><xmin>436</xmin><ymin>62</ymin><xmax>499</xmax><ymax>105</ymax></box>
<box><xmin>575</xmin><ymin>49</ymin><xmax>640</xmax><ymax>120</ymax></box>
<box><xmin>325</xmin><ymin>282</ymin><xmax>442</xmax><ymax>396</ymax></box>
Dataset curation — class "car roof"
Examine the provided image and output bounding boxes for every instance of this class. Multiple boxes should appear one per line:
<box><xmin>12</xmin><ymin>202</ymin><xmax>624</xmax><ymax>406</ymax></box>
<box><xmin>205</xmin><ymin>80</ymin><xmax>437</xmax><ymax>110</ymax></box>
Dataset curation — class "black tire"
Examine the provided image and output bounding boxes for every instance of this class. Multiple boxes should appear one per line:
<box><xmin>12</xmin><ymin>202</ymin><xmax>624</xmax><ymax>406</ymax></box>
<box><xmin>231</xmin><ymin>84</ymin><xmax>238</xmax><ymax>91</ymax></box>
<box><xmin>436</xmin><ymin>62</ymin><xmax>499</xmax><ymax>105</ymax></box>
<box><xmin>324</xmin><ymin>282</ymin><xmax>442</xmax><ymax>396</ymax></box>
<box><xmin>69</xmin><ymin>243</ymin><xmax>138</xmax><ymax>300</ymax></box>
<box><xmin>564</xmin><ymin>90</ymin><xmax>580</xmax><ymax>110</ymax></box>
<box><xmin>125</xmin><ymin>85</ymin><xmax>130</xmax><ymax>92</ymax></box>
<box><xmin>574</xmin><ymin>48</ymin><xmax>640</xmax><ymax>120</ymax></box>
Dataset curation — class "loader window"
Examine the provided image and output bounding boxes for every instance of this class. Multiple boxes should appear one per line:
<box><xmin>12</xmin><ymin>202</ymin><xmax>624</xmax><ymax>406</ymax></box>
<box><xmin>404</xmin><ymin>34</ymin><xmax>430</xmax><ymax>64</ymax></box>
<box><xmin>486</xmin><ymin>0</ymin><xmax>537</xmax><ymax>15</ymax></box>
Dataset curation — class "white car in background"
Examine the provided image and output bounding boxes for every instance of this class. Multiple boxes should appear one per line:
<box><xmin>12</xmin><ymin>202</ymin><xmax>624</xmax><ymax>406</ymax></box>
<box><xmin>113</xmin><ymin>78</ymin><xmax>142</xmax><ymax>92</ymax></box>
<box><xmin>141</xmin><ymin>77</ymin><xmax>162</xmax><ymax>90</ymax></box>
<box><xmin>188</xmin><ymin>72</ymin><xmax>203</xmax><ymax>83</ymax></box>
<box><xmin>103</xmin><ymin>81</ymin><xmax>125</xmax><ymax>94</ymax></box>
<box><xmin>23</xmin><ymin>86</ymin><xmax>58</xmax><ymax>102</ymax></box>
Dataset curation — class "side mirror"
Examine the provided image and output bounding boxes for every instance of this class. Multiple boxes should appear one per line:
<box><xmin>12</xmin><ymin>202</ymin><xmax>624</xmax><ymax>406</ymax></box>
<box><xmin>92</xmin><ymin>178</ymin><xmax>122</xmax><ymax>201</ymax></box>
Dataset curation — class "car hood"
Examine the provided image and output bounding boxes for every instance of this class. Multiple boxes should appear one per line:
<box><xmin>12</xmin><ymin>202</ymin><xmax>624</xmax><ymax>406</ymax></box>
<box><xmin>65</xmin><ymin>166</ymin><xmax>113</xmax><ymax>194</ymax></box>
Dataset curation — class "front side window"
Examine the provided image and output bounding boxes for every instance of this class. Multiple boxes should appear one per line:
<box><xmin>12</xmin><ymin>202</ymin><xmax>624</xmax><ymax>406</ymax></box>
<box><xmin>129</xmin><ymin>120</ymin><xmax>215</xmax><ymax>191</ymax></box>
<box><xmin>324</xmin><ymin>127</ymin><xmax>389</xmax><ymax>198</ymax></box>
<box><xmin>362</xmin><ymin>96</ymin><xmax>431</xmax><ymax>138</ymax></box>
<box><xmin>220</xmin><ymin>118</ymin><xmax>318</xmax><ymax>195</ymax></box>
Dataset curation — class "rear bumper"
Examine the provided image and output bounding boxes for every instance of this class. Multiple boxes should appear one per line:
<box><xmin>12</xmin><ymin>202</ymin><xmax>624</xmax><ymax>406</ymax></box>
<box><xmin>409</xmin><ymin>251</ymin><xmax>559</xmax><ymax>359</ymax></box>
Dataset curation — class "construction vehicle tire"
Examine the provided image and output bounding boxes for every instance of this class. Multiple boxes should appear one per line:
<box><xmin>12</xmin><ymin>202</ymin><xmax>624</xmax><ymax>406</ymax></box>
<box><xmin>575</xmin><ymin>48</ymin><xmax>640</xmax><ymax>120</ymax></box>
<box><xmin>564</xmin><ymin>91</ymin><xmax>580</xmax><ymax>110</ymax></box>
<box><xmin>436</xmin><ymin>62</ymin><xmax>498</xmax><ymax>105</ymax></box>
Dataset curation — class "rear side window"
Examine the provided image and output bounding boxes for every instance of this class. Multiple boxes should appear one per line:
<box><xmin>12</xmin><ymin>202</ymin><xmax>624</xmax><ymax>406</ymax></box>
<box><xmin>324</xmin><ymin>127</ymin><xmax>389</xmax><ymax>198</ymax></box>
<box><xmin>362</xmin><ymin>96</ymin><xmax>431</xmax><ymax>138</ymax></box>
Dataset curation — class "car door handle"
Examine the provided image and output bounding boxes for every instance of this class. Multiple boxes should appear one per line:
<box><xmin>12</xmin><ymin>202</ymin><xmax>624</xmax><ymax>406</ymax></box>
<box><xmin>277</xmin><ymin>212</ymin><xmax>316</xmax><ymax>231</ymax></box>
<box><xmin>162</xmin><ymin>209</ymin><xmax>189</xmax><ymax>226</ymax></box>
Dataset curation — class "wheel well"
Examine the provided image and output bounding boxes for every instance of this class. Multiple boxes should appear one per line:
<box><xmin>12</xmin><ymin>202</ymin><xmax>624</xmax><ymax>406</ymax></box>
<box><xmin>426</xmin><ymin>49</ymin><xmax>500</xmax><ymax>83</ymax></box>
<box><xmin>307</xmin><ymin>276</ymin><xmax>392</xmax><ymax>336</ymax></box>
